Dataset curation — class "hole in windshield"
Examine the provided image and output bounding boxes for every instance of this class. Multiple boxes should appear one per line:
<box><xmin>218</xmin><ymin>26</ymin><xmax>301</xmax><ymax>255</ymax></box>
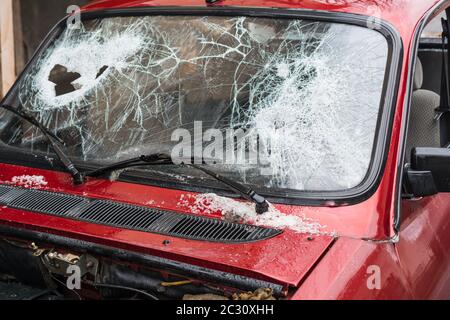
<box><xmin>48</xmin><ymin>64</ymin><xmax>81</xmax><ymax>96</ymax></box>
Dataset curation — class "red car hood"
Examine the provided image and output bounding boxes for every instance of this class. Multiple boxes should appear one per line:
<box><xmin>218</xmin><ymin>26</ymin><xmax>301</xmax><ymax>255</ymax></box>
<box><xmin>0</xmin><ymin>164</ymin><xmax>337</xmax><ymax>287</ymax></box>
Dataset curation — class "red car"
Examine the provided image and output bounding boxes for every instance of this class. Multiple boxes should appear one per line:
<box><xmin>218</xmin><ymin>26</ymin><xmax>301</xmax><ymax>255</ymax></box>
<box><xmin>0</xmin><ymin>0</ymin><xmax>449</xmax><ymax>300</ymax></box>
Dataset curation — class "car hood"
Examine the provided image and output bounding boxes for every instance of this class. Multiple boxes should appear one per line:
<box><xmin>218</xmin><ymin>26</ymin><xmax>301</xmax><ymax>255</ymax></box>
<box><xmin>0</xmin><ymin>163</ymin><xmax>384</xmax><ymax>287</ymax></box>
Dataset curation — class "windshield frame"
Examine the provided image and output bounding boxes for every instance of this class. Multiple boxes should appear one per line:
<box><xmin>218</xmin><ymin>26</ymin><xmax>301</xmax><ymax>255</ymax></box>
<box><xmin>0</xmin><ymin>6</ymin><xmax>403</xmax><ymax>206</ymax></box>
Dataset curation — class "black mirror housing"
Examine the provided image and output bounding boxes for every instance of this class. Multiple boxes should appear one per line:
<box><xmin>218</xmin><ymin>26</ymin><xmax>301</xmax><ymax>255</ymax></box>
<box><xmin>404</xmin><ymin>165</ymin><xmax>438</xmax><ymax>197</ymax></box>
<box><xmin>406</xmin><ymin>147</ymin><xmax>450</xmax><ymax>196</ymax></box>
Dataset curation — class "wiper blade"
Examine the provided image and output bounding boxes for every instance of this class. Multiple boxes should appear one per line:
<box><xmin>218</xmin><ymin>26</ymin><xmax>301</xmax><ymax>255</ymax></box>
<box><xmin>1</xmin><ymin>104</ymin><xmax>84</xmax><ymax>185</ymax></box>
<box><xmin>189</xmin><ymin>163</ymin><xmax>270</xmax><ymax>215</ymax></box>
<box><xmin>1</xmin><ymin>104</ymin><xmax>65</xmax><ymax>144</ymax></box>
<box><xmin>85</xmin><ymin>154</ymin><xmax>174</xmax><ymax>177</ymax></box>
<box><xmin>84</xmin><ymin>153</ymin><xmax>269</xmax><ymax>214</ymax></box>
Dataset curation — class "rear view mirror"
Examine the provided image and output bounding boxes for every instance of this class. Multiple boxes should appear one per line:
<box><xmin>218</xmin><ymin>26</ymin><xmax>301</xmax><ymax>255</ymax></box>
<box><xmin>405</xmin><ymin>147</ymin><xmax>450</xmax><ymax>197</ymax></box>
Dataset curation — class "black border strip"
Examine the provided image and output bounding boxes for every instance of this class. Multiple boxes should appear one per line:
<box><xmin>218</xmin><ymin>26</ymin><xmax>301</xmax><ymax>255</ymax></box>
<box><xmin>0</xmin><ymin>6</ymin><xmax>403</xmax><ymax>207</ymax></box>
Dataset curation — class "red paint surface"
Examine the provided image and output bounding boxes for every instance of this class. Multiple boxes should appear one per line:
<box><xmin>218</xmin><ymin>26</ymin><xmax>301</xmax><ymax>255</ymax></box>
<box><xmin>292</xmin><ymin>237</ymin><xmax>414</xmax><ymax>299</ymax></box>
<box><xmin>1</xmin><ymin>0</ymin><xmax>450</xmax><ymax>299</ymax></box>
<box><xmin>0</xmin><ymin>163</ymin><xmax>334</xmax><ymax>287</ymax></box>
<box><xmin>397</xmin><ymin>195</ymin><xmax>450</xmax><ymax>299</ymax></box>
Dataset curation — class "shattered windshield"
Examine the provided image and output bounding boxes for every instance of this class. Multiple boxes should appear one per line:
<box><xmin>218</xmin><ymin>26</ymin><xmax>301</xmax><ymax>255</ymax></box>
<box><xmin>0</xmin><ymin>15</ymin><xmax>388</xmax><ymax>192</ymax></box>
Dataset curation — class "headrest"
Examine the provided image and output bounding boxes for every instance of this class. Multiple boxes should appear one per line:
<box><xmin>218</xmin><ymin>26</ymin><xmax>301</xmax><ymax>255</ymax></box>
<box><xmin>414</xmin><ymin>58</ymin><xmax>423</xmax><ymax>90</ymax></box>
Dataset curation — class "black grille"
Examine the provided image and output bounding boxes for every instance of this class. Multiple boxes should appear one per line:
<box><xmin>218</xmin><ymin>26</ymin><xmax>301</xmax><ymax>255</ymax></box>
<box><xmin>0</xmin><ymin>187</ymin><xmax>27</xmax><ymax>204</ymax></box>
<box><xmin>8</xmin><ymin>189</ymin><xmax>85</xmax><ymax>216</ymax></box>
<box><xmin>0</xmin><ymin>184</ymin><xmax>282</xmax><ymax>243</ymax></box>
<box><xmin>0</xmin><ymin>185</ymin><xmax>12</xmax><ymax>197</ymax></box>
<box><xmin>78</xmin><ymin>201</ymin><xmax>164</xmax><ymax>230</ymax></box>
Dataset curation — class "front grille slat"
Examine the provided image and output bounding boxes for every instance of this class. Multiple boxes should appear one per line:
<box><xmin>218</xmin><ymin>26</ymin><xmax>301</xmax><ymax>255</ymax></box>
<box><xmin>216</xmin><ymin>223</ymin><xmax>235</xmax><ymax>240</ymax></box>
<box><xmin>111</xmin><ymin>206</ymin><xmax>135</xmax><ymax>226</ymax></box>
<box><xmin>197</xmin><ymin>220</ymin><xmax>221</xmax><ymax>239</ymax></box>
<box><xmin>233</xmin><ymin>227</ymin><xmax>251</xmax><ymax>241</ymax></box>
<box><xmin>140</xmin><ymin>213</ymin><xmax>162</xmax><ymax>229</ymax></box>
<box><xmin>210</xmin><ymin>223</ymin><xmax>230</xmax><ymax>239</ymax></box>
<box><xmin>227</xmin><ymin>226</ymin><xmax>247</xmax><ymax>241</ymax></box>
<box><xmin>221</xmin><ymin>225</ymin><xmax>240</xmax><ymax>240</ymax></box>
<box><xmin>0</xmin><ymin>186</ymin><xmax>13</xmax><ymax>198</ymax></box>
<box><xmin>152</xmin><ymin>214</ymin><xmax>182</xmax><ymax>232</ymax></box>
<box><xmin>170</xmin><ymin>218</ymin><xmax>192</xmax><ymax>234</ymax></box>
<box><xmin>81</xmin><ymin>201</ymin><xmax>110</xmax><ymax>221</ymax></box>
<box><xmin>190</xmin><ymin>221</ymin><xmax>210</xmax><ymax>237</ymax></box>
<box><xmin>66</xmin><ymin>200</ymin><xmax>91</xmax><ymax>217</ymax></box>
<box><xmin>151</xmin><ymin>214</ymin><xmax>172</xmax><ymax>231</ymax></box>
<box><xmin>0</xmin><ymin>184</ymin><xmax>282</xmax><ymax>243</ymax></box>
<box><xmin>0</xmin><ymin>189</ymin><xmax>28</xmax><ymax>205</ymax></box>
<box><xmin>246</xmin><ymin>227</ymin><xmax>263</xmax><ymax>241</ymax></box>
<box><xmin>199</xmin><ymin>220</ymin><xmax>218</xmax><ymax>238</ymax></box>
<box><xmin>182</xmin><ymin>218</ymin><xmax>203</xmax><ymax>235</ymax></box>
<box><xmin>104</xmin><ymin>205</ymin><xmax>132</xmax><ymax>225</ymax></box>
<box><xmin>130</xmin><ymin>212</ymin><xmax>151</xmax><ymax>229</ymax></box>
<box><xmin>189</xmin><ymin>218</ymin><xmax>209</xmax><ymax>236</ymax></box>
<box><xmin>135</xmin><ymin>210</ymin><xmax>160</xmax><ymax>229</ymax></box>
<box><xmin>8</xmin><ymin>190</ymin><xmax>84</xmax><ymax>216</ymax></box>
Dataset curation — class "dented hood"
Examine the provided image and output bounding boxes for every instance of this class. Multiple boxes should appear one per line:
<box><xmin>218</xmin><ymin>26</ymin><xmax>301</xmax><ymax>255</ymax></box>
<box><xmin>0</xmin><ymin>164</ymin><xmax>339</xmax><ymax>287</ymax></box>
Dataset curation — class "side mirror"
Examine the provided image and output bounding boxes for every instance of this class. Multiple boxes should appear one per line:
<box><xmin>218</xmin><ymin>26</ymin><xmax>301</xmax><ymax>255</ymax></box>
<box><xmin>404</xmin><ymin>147</ymin><xmax>450</xmax><ymax>197</ymax></box>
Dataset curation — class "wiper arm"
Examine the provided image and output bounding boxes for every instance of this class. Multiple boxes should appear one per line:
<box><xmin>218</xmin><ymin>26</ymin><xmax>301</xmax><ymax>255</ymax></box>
<box><xmin>189</xmin><ymin>163</ymin><xmax>270</xmax><ymax>214</ymax></box>
<box><xmin>84</xmin><ymin>153</ymin><xmax>269</xmax><ymax>214</ymax></box>
<box><xmin>85</xmin><ymin>154</ymin><xmax>174</xmax><ymax>177</ymax></box>
<box><xmin>1</xmin><ymin>104</ymin><xmax>84</xmax><ymax>185</ymax></box>
<box><xmin>1</xmin><ymin>104</ymin><xmax>65</xmax><ymax>144</ymax></box>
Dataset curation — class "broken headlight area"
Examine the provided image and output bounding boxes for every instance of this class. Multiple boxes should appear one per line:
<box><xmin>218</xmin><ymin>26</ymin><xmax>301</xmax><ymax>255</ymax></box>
<box><xmin>0</xmin><ymin>238</ymin><xmax>281</xmax><ymax>300</ymax></box>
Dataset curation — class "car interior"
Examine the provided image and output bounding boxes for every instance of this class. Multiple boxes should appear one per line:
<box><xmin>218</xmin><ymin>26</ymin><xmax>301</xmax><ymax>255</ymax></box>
<box><xmin>406</xmin><ymin>11</ymin><xmax>447</xmax><ymax>163</ymax></box>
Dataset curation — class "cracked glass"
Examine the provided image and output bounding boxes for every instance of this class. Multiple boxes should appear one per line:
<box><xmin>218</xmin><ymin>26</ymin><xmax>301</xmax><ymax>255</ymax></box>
<box><xmin>0</xmin><ymin>15</ymin><xmax>389</xmax><ymax>192</ymax></box>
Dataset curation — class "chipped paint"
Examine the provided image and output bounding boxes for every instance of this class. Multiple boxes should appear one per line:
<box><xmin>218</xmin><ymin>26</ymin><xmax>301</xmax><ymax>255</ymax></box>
<box><xmin>178</xmin><ymin>193</ymin><xmax>328</xmax><ymax>234</ymax></box>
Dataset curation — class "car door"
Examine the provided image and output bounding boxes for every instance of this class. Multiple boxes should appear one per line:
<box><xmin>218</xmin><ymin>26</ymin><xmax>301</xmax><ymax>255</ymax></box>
<box><xmin>396</xmin><ymin>9</ymin><xmax>450</xmax><ymax>299</ymax></box>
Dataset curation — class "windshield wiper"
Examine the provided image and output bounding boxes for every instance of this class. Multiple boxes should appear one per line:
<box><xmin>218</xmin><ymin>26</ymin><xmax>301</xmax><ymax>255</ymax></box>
<box><xmin>1</xmin><ymin>104</ymin><xmax>84</xmax><ymax>185</ymax></box>
<box><xmin>84</xmin><ymin>153</ymin><xmax>269</xmax><ymax>214</ymax></box>
<box><xmin>188</xmin><ymin>163</ymin><xmax>270</xmax><ymax>214</ymax></box>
